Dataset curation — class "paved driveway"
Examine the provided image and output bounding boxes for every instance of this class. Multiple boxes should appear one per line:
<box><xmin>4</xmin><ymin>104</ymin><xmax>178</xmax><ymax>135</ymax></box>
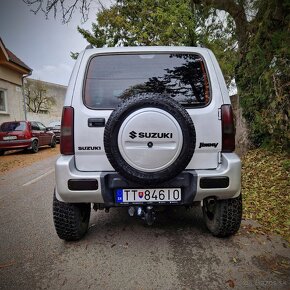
<box><xmin>0</xmin><ymin>156</ymin><xmax>289</xmax><ymax>289</ymax></box>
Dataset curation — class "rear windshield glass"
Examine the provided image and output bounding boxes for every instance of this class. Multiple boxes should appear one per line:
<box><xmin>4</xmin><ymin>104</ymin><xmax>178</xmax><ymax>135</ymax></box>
<box><xmin>0</xmin><ymin>122</ymin><xmax>26</xmax><ymax>132</ymax></box>
<box><xmin>84</xmin><ymin>53</ymin><xmax>210</xmax><ymax>109</ymax></box>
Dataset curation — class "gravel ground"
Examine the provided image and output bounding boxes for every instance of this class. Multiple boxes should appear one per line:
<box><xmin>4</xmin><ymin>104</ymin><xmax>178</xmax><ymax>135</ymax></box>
<box><xmin>0</xmin><ymin>145</ymin><xmax>60</xmax><ymax>173</ymax></box>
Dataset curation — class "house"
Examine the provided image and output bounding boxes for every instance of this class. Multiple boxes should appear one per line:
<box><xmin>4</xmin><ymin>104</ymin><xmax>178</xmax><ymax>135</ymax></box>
<box><xmin>0</xmin><ymin>38</ymin><xmax>32</xmax><ymax>123</ymax></box>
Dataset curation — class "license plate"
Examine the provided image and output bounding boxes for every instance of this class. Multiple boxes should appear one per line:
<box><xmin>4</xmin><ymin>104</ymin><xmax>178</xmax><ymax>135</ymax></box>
<box><xmin>3</xmin><ymin>136</ymin><xmax>17</xmax><ymax>141</ymax></box>
<box><xmin>116</xmin><ymin>188</ymin><xmax>181</xmax><ymax>203</ymax></box>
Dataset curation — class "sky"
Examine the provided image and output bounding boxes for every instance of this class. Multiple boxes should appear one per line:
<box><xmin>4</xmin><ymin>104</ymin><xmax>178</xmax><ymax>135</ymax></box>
<box><xmin>0</xmin><ymin>0</ymin><xmax>112</xmax><ymax>86</ymax></box>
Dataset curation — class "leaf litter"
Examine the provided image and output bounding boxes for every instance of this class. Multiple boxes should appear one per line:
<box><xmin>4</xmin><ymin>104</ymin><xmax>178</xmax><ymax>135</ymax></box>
<box><xmin>242</xmin><ymin>148</ymin><xmax>290</xmax><ymax>242</ymax></box>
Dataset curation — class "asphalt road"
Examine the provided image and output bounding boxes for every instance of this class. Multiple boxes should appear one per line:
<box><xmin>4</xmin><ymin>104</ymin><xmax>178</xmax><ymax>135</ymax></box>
<box><xmin>0</xmin><ymin>156</ymin><xmax>289</xmax><ymax>290</ymax></box>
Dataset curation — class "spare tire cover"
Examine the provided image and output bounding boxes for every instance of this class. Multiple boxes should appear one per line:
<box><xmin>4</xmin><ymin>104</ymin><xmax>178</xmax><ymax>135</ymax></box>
<box><xmin>104</xmin><ymin>95</ymin><xmax>196</xmax><ymax>184</ymax></box>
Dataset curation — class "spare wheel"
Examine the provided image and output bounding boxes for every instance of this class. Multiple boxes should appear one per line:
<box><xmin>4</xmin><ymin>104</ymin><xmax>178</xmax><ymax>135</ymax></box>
<box><xmin>104</xmin><ymin>95</ymin><xmax>196</xmax><ymax>184</ymax></box>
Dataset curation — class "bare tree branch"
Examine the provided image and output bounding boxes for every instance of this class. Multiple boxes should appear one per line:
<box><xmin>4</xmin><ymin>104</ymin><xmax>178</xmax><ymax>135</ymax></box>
<box><xmin>23</xmin><ymin>0</ymin><xmax>93</xmax><ymax>23</ymax></box>
<box><xmin>191</xmin><ymin>0</ymin><xmax>249</xmax><ymax>52</ymax></box>
<box><xmin>24</xmin><ymin>80</ymin><xmax>55</xmax><ymax>113</ymax></box>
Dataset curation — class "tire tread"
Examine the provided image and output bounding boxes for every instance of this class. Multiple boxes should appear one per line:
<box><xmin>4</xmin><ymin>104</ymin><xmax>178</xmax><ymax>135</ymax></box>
<box><xmin>203</xmin><ymin>195</ymin><xmax>242</xmax><ymax>237</ymax></box>
<box><xmin>53</xmin><ymin>192</ymin><xmax>90</xmax><ymax>241</ymax></box>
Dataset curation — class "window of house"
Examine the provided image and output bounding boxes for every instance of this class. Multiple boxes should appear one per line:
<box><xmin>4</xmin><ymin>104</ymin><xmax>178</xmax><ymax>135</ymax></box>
<box><xmin>0</xmin><ymin>89</ymin><xmax>8</xmax><ymax>113</ymax></box>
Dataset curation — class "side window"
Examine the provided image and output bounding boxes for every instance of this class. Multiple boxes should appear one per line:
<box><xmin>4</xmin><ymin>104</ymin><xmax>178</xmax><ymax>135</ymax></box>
<box><xmin>0</xmin><ymin>89</ymin><xmax>8</xmax><ymax>114</ymax></box>
<box><xmin>37</xmin><ymin>122</ymin><xmax>46</xmax><ymax>130</ymax></box>
<box><xmin>31</xmin><ymin>122</ymin><xmax>40</xmax><ymax>131</ymax></box>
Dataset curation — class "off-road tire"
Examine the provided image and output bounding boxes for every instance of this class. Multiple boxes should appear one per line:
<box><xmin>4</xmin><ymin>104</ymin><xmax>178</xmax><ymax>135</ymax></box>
<box><xmin>53</xmin><ymin>191</ymin><xmax>91</xmax><ymax>241</ymax></box>
<box><xmin>50</xmin><ymin>136</ymin><xmax>57</xmax><ymax>148</ymax></box>
<box><xmin>31</xmin><ymin>140</ymin><xmax>39</xmax><ymax>153</ymax></box>
<box><xmin>202</xmin><ymin>194</ymin><xmax>242</xmax><ymax>237</ymax></box>
<box><xmin>0</xmin><ymin>150</ymin><xmax>4</xmax><ymax>156</ymax></box>
<box><xmin>104</xmin><ymin>95</ymin><xmax>196</xmax><ymax>184</ymax></box>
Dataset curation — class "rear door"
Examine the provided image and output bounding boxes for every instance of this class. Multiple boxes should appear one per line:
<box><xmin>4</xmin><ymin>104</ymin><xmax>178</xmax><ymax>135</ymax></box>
<box><xmin>37</xmin><ymin>122</ymin><xmax>50</xmax><ymax>145</ymax></box>
<box><xmin>31</xmin><ymin>122</ymin><xmax>43</xmax><ymax>145</ymax></box>
<box><xmin>73</xmin><ymin>49</ymin><xmax>222</xmax><ymax>172</ymax></box>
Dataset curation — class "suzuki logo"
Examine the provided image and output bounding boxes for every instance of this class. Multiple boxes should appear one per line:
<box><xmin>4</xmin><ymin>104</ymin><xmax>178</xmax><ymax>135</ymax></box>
<box><xmin>129</xmin><ymin>131</ymin><xmax>173</xmax><ymax>139</ymax></box>
<box><xmin>129</xmin><ymin>131</ymin><xmax>137</xmax><ymax>139</ymax></box>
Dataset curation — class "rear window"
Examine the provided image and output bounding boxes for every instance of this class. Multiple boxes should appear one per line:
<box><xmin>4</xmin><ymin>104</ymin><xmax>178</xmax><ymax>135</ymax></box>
<box><xmin>84</xmin><ymin>53</ymin><xmax>210</xmax><ymax>109</ymax></box>
<box><xmin>0</xmin><ymin>121</ymin><xmax>26</xmax><ymax>132</ymax></box>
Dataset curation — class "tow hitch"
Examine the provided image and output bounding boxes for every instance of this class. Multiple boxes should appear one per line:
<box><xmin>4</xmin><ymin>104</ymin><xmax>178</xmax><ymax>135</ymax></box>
<box><xmin>128</xmin><ymin>206</ymin><xmax>156</xmax><ymax>226</ymax></box>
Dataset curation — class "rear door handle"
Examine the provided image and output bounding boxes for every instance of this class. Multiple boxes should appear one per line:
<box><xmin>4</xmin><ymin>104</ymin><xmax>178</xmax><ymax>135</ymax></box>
<box><xmin>88</xmin><ymin>118</ymin><xmax>106</xmax><ymax>127</ymax></box>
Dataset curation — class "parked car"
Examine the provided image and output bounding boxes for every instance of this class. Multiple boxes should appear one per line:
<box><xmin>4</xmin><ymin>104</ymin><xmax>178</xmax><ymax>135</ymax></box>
<box><xmin>53</xmin><ymin>46</ymin><xmax>242</xmax><ymax>241</ymax></box>
<box><xmin>47</xmin><ymin>121</ymin><xmax>61</xmax><ymax>142</ymax></box>
<box><xmin>0</xmin><ymin>121</ymin><xmax>56</xmax><ymax>155</ymax></box>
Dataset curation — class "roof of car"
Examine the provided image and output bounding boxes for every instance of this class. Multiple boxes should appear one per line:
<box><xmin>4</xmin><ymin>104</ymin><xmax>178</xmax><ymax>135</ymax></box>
<box><xmin>84</xmin><ymin>46</ymin><xmax>210</xmax><ymax>56</ymax></box>
<box><xmin>1</xmin><ymin>120</ymin><xmax>27</xmax><ymax>123</ymax></box>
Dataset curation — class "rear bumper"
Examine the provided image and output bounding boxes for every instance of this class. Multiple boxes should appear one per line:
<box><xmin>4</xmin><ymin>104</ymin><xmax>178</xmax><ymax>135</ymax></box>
<box><xmin>0</xmin><ymin>139</ymin><xmax>32</xmax><ymax>150</ymax></box>
<box><xmin>55</xmin><ymin>153</ymin><xmax>241</xmax><ymax>204</ymax></box>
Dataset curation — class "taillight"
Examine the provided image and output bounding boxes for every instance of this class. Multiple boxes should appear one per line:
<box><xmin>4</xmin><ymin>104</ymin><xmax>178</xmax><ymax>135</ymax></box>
<box><xmin>221</xmin><ymin>105</ymin><xmax>235</xmax><ymax>152</ymax></box>
<box><xmin>60</xmin><ymin>106</ymin><xmax>74</xmax><ymax>155</ymax></box>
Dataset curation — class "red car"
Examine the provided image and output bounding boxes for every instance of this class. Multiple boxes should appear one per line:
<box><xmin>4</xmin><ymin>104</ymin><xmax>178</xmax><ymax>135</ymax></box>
<box><xmin>47</xmin><ymin>121</ymin><xmax>61</xmax><ymax>143</ymax></box>
<box><xmin>0</xmin><ymin>121</ymin><xmax>56</xmax><ymax>155</ymax></box>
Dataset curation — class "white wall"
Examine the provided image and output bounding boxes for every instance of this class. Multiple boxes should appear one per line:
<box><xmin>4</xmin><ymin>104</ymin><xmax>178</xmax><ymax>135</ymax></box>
<box><xmin>0</xmin><ymin>79</ymin><xmax>25</xmax><ymax>123</ymax></box>
<box><xmin>26</xmin><ymin>79</ymin><xmax>67</xmax><ymax>126</ymax></box>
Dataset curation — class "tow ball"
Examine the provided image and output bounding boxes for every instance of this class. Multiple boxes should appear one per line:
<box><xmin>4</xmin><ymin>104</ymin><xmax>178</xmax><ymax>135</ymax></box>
<box><xmin>128</xmin><ymin>206</ymin><xmax>156</xmax><ymax>226</ymax></box>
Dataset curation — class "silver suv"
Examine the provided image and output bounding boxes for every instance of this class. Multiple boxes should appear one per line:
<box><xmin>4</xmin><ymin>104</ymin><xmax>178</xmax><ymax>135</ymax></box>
<box><xmin>53</xmin><ymin>46</ymin><xmax>242</xmax><ymax>241</ymax></box>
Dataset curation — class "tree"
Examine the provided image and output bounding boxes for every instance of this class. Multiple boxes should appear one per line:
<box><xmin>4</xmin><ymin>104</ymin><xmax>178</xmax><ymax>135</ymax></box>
<box><xmin>77</xmin><ymin>0</ymin><xmax>237</xmax><ymax>86</ymax></box>
<box><xmin>78</xmin><ymin>0</ymin><xmax>289</xmax><ymax>150</ymax></box>
<box><xmin>192</xmin><ymin>0</ymin><xmax>289</xmax><ymax>149</ymax></box>
<box><xmin>23</xmin><ymin>0</ymin><xmax>289</xmax><ymax>150</ymax></box>
<box><xmin>22</xmin><ymin>0</ymin><xmax>93</xmax><ymax>23</ymax></box>
<box><xmin>24</xmin><ymin>79</ymin><xmax>56</xmax><ymax>114</ymax></box>
<box><xmin>78</xmin><ymin>0</ymin><xmax>197</xmax><ymax>46</ymax></box>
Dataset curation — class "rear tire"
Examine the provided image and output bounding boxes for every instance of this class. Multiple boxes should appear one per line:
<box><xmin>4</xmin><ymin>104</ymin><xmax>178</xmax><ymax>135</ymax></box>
<box><xmin>53</xmin><ymin>191</ymin><xmax>91</xmax><ymax>241</ymax></box>
<box><xmin>0</xmin><ymin>150</ymin><xmax>4</xmax><ymax>156</ymax></box>
<box><xmin>50</xmin><ymin>137</ymin><xmax>57</xmax><ymax>148</ymax></box>
<box><xmin>202</xmin><ymin>194</ymin><xmax>242</xmax><ymax>237</ymax></box>
<box><xmin>31</xmin><ymin>140</ymin><xmax>39</xmax><ymax>153</ymax></box>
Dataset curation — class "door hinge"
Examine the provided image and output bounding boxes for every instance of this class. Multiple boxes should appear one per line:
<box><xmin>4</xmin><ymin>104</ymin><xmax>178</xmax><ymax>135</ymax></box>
<box><xmin>218</xmin><ymin>152</ymin><xmax>222</xmax><ymax>164</ymax></box>
<box><xmin>218</xmin><ymin>108</ymin><xmax>222</xmax><ymax>120</ymax></box>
